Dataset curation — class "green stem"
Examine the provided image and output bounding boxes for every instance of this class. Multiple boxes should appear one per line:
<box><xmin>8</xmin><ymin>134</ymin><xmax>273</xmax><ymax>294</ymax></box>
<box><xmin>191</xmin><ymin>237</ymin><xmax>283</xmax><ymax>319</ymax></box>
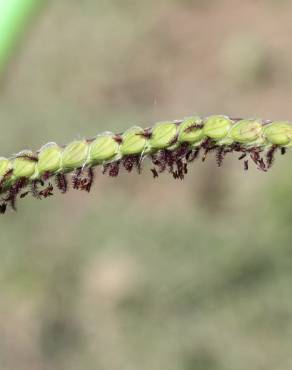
<box><xmin>0</xmin><ymin>0</ymin><xmax>45</xmax><ymax>73</ymax></box>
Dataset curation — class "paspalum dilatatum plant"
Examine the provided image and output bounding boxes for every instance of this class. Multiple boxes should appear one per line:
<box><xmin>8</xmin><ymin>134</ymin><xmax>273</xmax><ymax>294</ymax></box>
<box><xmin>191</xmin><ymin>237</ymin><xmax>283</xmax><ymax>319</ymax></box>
<box><xmin>0</xmin><ymin>114</ymin><xmax>291</xmax><ymax>213</ymax></box>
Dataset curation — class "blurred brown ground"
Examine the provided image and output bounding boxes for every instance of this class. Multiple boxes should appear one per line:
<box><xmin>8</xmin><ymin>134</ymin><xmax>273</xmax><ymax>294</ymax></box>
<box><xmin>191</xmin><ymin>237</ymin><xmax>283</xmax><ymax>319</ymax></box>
<box><xmin>1</xmin><ymin>1</ymin><xmax>292</xmax><ymax>369</ymax></box>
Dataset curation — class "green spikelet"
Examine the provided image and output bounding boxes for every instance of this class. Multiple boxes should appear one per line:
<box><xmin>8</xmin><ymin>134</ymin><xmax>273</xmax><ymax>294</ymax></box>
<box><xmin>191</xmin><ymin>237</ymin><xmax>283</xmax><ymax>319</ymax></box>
<box><xmin>203</xmin><ymin>115</ymin><xmax>232</xmax><ymax>140</ymax></box>
<box><xmin>178</xmin><ymin>116</ymin><xmax>204</xmax><ymax>144</ymax></box>
<box><xmin>36</xmin><ymin>143</ymin><xmax>62</xmax><ymax>176</ymax></box>
<box><xmin>263</xmin><ymin>122</ymin><xmax>292</xmax><ymax>146</ymax></box>
<box><xmin>0</xmin><ymin>157</ymin><xmax>10</xmax><ymax>177</ymax></box>
<box><xmin>12</xmin><ymin>153</ymin><xmax>36</xmax><ymax>179</ymax></box>
<box><xmin>62</xmin><ymin>140</ymin><xmax>88</xmax><ymax>170</ymax></box>
<box><xmin>0</xmin><ymin>114</ymin><xmax>291</xmax><ymax>213</ymax></box>
<box><xmin>120</xmin><ymin>127</ymin><xmax>147</xmax><ymax>155</ymax></box>
<box><xmin>150</xmin><ymin>122</ymin><xmax>178</xmax><ymax>149</ymax></box>
<box><xmin>230</xmin><ymin>119</ymin><xmax>264</xmax><ymax>145</ymax></box>
<box><xmin>89</xmin><ymin>134</ymin><xmax>119</xmax><ymax>163</ymax></box>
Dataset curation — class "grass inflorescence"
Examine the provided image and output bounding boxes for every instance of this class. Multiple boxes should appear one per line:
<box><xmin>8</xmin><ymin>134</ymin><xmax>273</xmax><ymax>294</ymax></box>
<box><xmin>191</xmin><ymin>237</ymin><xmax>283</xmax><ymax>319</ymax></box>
<box><xmin>0</xmin><ymin>114</ymin><xmax>291</xmax><ymax>213</ymax></box>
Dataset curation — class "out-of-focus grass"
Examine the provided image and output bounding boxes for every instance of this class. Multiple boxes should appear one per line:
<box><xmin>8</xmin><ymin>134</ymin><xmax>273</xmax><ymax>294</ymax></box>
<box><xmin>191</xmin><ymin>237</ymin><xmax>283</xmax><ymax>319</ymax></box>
<box><xmin>0</xmin><ymin>0</ymin><xmax>45</xmax><ymax>73</ymax></box>
<box><xmin>1</xmin><ymin>1</ymin><xmax>292</xmax><ymax>370</ymax></box>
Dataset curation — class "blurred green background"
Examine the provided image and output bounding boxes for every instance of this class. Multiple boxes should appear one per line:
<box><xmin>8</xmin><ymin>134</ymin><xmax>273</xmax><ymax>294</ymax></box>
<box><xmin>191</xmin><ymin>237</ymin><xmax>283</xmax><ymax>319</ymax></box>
<box><xmin>1</xmin><ymin>1</ymin><xmax>292</xmax><ymax>369</ymax></box>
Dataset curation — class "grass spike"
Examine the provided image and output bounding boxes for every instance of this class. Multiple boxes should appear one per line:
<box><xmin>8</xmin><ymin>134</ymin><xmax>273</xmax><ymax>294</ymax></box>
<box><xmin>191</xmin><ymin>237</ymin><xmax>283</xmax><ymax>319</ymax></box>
<box><xmin>1</xmin><ymin>114</ymin><xmax>292</xmax><ymax>213</ymax></box>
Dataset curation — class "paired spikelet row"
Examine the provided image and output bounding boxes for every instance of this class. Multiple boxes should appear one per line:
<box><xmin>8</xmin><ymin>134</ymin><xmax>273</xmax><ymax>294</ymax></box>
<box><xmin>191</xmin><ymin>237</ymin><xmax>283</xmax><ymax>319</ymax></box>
<box><xmin>1</xmin><ymin>115</ymin><xmax>291</xmax><ymax>213</ymax></box>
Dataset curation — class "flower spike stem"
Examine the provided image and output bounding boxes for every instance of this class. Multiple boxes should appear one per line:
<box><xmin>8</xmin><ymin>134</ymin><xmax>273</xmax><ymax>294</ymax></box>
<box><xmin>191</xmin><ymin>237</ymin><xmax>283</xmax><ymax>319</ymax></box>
<box><xmin>0</xmin><ymin>115</ymin><xmax>291</xmax><ymax>213</ymax></box>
